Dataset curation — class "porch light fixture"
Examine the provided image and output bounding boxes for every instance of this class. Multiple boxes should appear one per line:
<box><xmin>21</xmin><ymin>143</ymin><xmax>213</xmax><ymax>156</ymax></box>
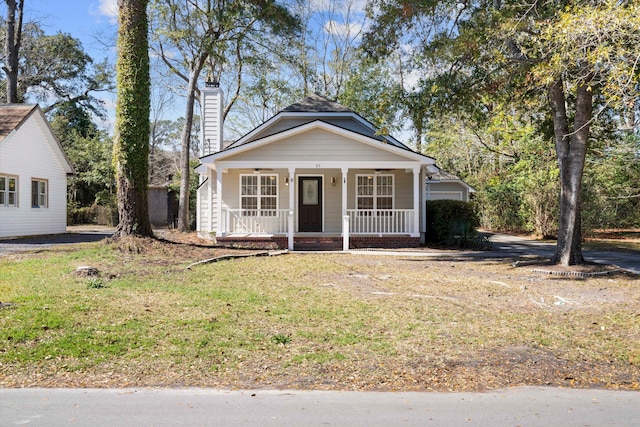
<box><xmin>253</xmin><ymin>168</ymin><xmax>260</xmax><ymax>174</ymax></box>
<box><xmin>284</xmin><ymin>176</ymin><xmax>289</xmax><ymax>186</ymax></box>
<box><xmin>331</xmin><ymin>176</ymin><xmax>337</xmax><ymax>186</ymax></box>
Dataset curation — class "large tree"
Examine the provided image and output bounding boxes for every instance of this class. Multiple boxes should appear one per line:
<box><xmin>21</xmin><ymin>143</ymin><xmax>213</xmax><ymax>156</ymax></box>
<box><xmin>112</xmin><ymin>0</ymin><xmax>153</xmax><ymax>238</ymax></box>
<box><xmin>364</xmin><ymin>0</ymin><xmax>640</xmax><ymax>265</ymax></box>
<box><xmin>1</xmin><ymin>21</ymin><xmax>114</xmax><ymax>114</ymax></box>
<box><xmin>149</xmin><ymin>0</ymin><xmax>299</xmax><ymax>232</ymax></box>
<box><xmin>2</xmin><ymin>0</ymin><xmax>22</xmax><ymax>103</ymax></box>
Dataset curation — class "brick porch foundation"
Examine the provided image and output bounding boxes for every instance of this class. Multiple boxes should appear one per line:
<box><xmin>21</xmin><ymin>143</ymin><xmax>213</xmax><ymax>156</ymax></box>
<box><xmin>215</xmin><ymin>235</ymin><xmax>420</xmax><ymax>250</ymax></box>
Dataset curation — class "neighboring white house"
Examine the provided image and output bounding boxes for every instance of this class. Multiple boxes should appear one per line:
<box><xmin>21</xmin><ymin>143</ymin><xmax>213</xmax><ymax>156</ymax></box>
<box><xmin>0</xmin><ymin>104</ymin><xmax>75</xmax><ymax>238</ymax></box>
<box><xmin>195</xmin><ymin>85</ymin><xmax>472</xmax><ymax>250</ymax></box>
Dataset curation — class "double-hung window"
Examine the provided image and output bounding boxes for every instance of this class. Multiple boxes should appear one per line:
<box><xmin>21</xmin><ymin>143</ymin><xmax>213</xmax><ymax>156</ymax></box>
<box><xmin>356</xmin><ymin>174</ymin><xmax>394</xmax><ymax>214</ymax></box>
<box><xmin>241</xmin><ymin>174</ymin><xmax>278</xmax><ymax>216</ymax></box>
<box><xmin>31</xmin><ymin>179</ymin><xmax>48</xmax><ymax>208</ymax></box>
<box><xmin>0</xmin><ymin>175</ymin><xmax>18</xmax><ymax>207</ymax></box>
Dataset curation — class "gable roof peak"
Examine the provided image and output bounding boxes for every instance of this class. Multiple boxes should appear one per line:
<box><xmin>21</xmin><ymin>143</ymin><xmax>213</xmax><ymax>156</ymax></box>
<box><xmin>281</xmin><ymin>93</ymin><xmax>353</xmax><ymax>113</ymax></box>
<box><xmin>0</xmin><ymin>104</ymin><xmax>38</xmax><ymax>141</ymax></box>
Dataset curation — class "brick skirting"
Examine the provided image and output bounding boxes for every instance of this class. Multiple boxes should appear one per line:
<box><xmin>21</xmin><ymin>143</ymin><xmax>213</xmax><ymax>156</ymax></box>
<box><xmin>215</xmin><ymin>235</ymin><xmax>420</xmax><ymax>250</ymax></box>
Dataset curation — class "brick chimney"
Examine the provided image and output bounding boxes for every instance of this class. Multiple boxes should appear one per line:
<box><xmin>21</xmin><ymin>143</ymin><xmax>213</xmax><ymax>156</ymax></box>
<box><xmin>200</xmin><ymin>81</ymin><xmax>223</xmax><ymax>157</ymax></box>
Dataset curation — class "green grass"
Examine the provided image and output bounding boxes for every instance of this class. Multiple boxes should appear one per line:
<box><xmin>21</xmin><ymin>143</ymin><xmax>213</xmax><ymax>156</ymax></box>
<box><xmin>1</xmin><ymin>241</ymin><xmax>639</xmax><ymax>390</ymax></box>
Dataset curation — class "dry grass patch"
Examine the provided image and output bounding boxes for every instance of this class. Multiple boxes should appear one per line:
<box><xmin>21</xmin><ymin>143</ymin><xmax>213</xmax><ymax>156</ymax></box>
<box><xmin>1</xmin><ymin>239</ymin><xmax>639</xmax><ymax>391</ymax></box>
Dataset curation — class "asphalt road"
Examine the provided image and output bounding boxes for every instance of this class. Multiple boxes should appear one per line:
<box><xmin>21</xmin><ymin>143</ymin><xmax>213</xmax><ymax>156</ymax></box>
<box><xmin>2</xmin><ymin>387</ymin><xmax>639</xmax><ymax>427</ymax></box>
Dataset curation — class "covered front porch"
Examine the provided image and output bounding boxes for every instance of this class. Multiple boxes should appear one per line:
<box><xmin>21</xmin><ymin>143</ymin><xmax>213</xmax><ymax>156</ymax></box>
<box><xmin>197</xmin><ymin>163</ymin><xmax>431</xmax><ymax>250</ymax></box>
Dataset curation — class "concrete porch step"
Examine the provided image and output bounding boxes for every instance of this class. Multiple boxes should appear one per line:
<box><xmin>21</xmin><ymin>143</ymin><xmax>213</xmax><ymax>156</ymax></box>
<box><xmin>294</xmin><ymin>237</ymin><xmax>343</xmax><ymax>251</ymax></box>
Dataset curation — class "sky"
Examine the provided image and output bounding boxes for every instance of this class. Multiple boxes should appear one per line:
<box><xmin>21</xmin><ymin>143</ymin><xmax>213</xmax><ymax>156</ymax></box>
<box><xmin>24</xmin><ymin>0</ymin><xmax>118</xmax><ymax>61</ymax></box>
<box><xmin>21</xmin><ymin>0</ymin><xmax>119</xmax><ymax>127</ymax></box>
<box><xmin>17</xmin><ymin>0</ymin><xmax>382</xmax><ymax>136</ymax></box>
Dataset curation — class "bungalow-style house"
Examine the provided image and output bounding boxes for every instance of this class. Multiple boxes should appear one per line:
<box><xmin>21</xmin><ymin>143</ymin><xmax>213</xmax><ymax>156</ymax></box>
<box><xmin>0</xmin><ymin>104</ymin><xmax>75</xmax><ymax>238</ymax></box>
<box><xmin>195</xmin><ymin>84</ymin><xmax>470</xmax><ymax>250</ymax></box>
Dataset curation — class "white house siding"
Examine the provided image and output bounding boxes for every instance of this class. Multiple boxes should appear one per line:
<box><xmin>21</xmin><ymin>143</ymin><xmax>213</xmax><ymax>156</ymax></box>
<box><xmin>197</xmin><ymin>179</ymin><xmax>210</xmax><ymax>234</ymax></box>
<box><xmin>0</xmin><ymin>117</ymin><xmax>69</xmax><ymax>238</ymax></box>
<box><xmin>293</xmin><ymin>168</ymin><xmax>342</xmax><ymax>233</ymax></box>
<box><xmin>322</xmin><ymin>170</ymin><xmax>342</xmax><ymax>232</ymax></box>
<box><xmin>211</xmin><ymin>168</ymin><xmax>416</xmax><ymax>235</ymax></box>
<box><xmin>226</xmin><ymin>128</ymin><xmax>410</xmax><ymax>162</ymax></box>
<box><xmin>427</xmin><ymin>182</ymin><xmax>469</xmax><ymax>201</ymax></box>
<box><xmin>346</xmin><ymin>169</ymin><xmax>414</xmax><ymax>210</ymax></box>
<box><xmin>393</xmin><ymin>171</ymin><xmax>415</xmax><ymax>209</ymax></box>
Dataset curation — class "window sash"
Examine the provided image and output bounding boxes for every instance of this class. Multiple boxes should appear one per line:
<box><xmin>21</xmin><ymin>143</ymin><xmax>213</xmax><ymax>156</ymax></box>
<box><xmin>240</xmin><ymin>174</ymin><xmax>278</xmax><ymax>216</ymax></box>
<box><xmin>356</xmin><ymin>174</ymin><xmax>394</xmax><ymax>211</ymax></box>
<box><xmin>31</xmin><ymin>179</ymin><xmax>47</xmax><ymax>208</ymax></box>
<box><xmin>0</xmin><ymin>176</ymin><xmax>17</xmax><ymax>207</ymax></box>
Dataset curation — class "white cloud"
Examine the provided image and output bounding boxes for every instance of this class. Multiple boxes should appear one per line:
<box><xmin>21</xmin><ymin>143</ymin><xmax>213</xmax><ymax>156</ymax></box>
<box><xmin>94</xmin><ymin>0</ymin><xmax>118</xmax><ymax>23</ymax></box>
<box><xmin>323</xmin><ymin>20</ymin><xmax>363</xmax><ymax>38</ymax></box>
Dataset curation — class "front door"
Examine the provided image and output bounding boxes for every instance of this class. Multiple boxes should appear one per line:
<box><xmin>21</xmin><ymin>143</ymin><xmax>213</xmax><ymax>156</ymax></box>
<box><xmin>298</xmin><ymin>176</ymin><xmax>323</xmax><ymax>232</ymax></box>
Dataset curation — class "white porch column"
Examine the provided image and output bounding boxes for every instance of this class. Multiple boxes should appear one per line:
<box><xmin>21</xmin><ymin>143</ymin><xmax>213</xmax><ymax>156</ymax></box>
<box><xmin>421</xmin><ymin>167</ymin><xmax>427</xmax><ymax>244</ymax></box>
<box><xmin>288</xmin><ymin>168</ymin><xmax>295</xmax><ymax>251</ymax></box>
<box><xmin>341</xmin><ymin>168</ymin><xmax>349</xmax><ymax>250</ymax></box>
<box><xmin>341</xmin><ymin>168</ymin><xmax>348</xmax><ymax>216</ymax></box>
<box><xmin>343</xmin><ymin>215</ymin><xmax>350</xmax><ymax>251</ymax></box>
<box><xmin>216</xmin><ymin>168</ymin><xmax>223</xmax><ymax>234</ymax></box>
<box><xmin>412</xmin><ymin>167</ymin><xmax>420</xmax><ymax>237</ymax></box>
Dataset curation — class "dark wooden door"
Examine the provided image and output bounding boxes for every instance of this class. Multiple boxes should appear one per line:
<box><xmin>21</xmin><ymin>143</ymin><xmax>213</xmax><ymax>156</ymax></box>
<box><xmin>298</xmin><ymin>177</ymin><xmax>323</xmax><ymax>232</ymax></box>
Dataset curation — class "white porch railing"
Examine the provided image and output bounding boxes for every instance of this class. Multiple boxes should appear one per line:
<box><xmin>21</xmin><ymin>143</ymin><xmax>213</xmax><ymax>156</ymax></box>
<box><xmin>224</xmin><ymin>209</ymin><xmax>289</xmax><ymax>234</ymax></box>
<box><xmin>347</xmin><ymin>209</ymin><xmax>414</xmax><ymax>234</ymax></box>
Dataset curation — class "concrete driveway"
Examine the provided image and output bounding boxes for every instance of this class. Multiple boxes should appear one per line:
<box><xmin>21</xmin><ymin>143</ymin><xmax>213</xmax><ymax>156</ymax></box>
<box><xmin>0</xmin><ymin>226</ymin><xmax>114</xmax><ymax>256</ymax></box>
<box><xmin>486</xmin><ymin>232</ymin><xmax>640</xmax><ymax>274</ymax></box>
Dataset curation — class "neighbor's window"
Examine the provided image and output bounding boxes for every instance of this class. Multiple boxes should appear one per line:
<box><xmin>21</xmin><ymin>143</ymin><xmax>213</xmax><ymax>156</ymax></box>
<box><xmin>31</xmin><ymin>179</ymin><xmax>48</xmax><ymax>208</ymax></box>
<box><xmin>240</xmin><ymin>174</ymin><xmax>278</xmax><ymax>216</ymax></box>
<box><xmin>356</xmin><ymin>174</ymin><xmax>394</xmax><ymax>212</ymax></box>
<box><xmin>0</xmin><ymin>175</ymin><xmax>18</xmax><ymax>207</ymax></box>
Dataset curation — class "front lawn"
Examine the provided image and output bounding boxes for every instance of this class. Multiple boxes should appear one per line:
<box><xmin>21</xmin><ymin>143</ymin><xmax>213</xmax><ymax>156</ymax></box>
<box><xmin>1</xmin><ymin>238</ymin><xmax>639</xmax><ymax>391</ymax></box>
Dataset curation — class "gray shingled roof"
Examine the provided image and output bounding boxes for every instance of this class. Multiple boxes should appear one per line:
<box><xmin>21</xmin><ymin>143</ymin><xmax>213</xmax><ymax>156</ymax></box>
<box><xmin>0</xmin><ymin>104</ymin><xmax>36</xmax><ymax>142</ymax></box>
<box><xmin>281</xmin><ymin>93</ymin><xmax>353</xmax><ymax>113</ymax></box>
<box><xmin>430</xmin><ymin>170</ymin><xmax>462</xmax><ymax>181</ymax></box>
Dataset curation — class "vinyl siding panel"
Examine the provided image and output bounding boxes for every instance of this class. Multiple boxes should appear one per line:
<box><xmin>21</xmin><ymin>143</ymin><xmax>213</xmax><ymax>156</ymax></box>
<box><xmin>427</xmin><ymin>182</ymin><xmax>469</xmax><ymax>201</ymax></box>
<box><xmin>227</xmin><ymin>128</ymin><xmax>409</xmax><ymax>162</ymax></box>
<box><xmin>197</xmin><ymin>180</ymin><xmax>210</xmax><ymax>233</ymax></box>
<box><xmin>347</xmin><ymin>170</ymin><xmax>414</xmax><ymax>210</ymax></box>
<box><xmin>0</xmin><ymin>117</ymin><xmax>68</xmax><ymax>237</ymax></box>
<box><xmin>214</xmin><ymin>168</ymin><xmax>417</xmax><ymax>234</ymax></box>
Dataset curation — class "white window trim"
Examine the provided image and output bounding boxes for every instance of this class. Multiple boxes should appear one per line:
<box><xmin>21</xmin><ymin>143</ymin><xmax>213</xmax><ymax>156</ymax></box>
<box><xmin>427</xmin><ymin>191</ymin><xmax>463</xmax><ymax>201</ymax></box>
<box><xmin>355</xmin><ymin>173</ymin><xmax>395</xmax><ymax>210</ymax></box>
<box><xmin>0</xmin><ymin>174</ymin><xmax>18</xmax><ymax>208</ymax></box>
<box><xmin>239</xmin><ymin>173</ymin><xmax>279</xmax><ymax>216</ymax></box>
<box><xmin>31</xmin><ymin>178</ymin><xmax>48</xmax><ymax>208</ymax></box>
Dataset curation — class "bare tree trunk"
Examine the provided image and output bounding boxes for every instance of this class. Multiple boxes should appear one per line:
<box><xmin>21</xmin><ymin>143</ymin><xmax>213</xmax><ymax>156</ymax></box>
<box><xmin>549</xmin><ymin>76</ymin><xmax>592</xmax><ymax>265</ymax></box>
<box><xmin>176</xmin><ymin>62</ymin><xmax>205</xmax><ymax>232</ymax></box>
<box><xmin>3</xmin><ymin>0</ymin><xmax>23</xmax><ymax>103</ymax></box>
